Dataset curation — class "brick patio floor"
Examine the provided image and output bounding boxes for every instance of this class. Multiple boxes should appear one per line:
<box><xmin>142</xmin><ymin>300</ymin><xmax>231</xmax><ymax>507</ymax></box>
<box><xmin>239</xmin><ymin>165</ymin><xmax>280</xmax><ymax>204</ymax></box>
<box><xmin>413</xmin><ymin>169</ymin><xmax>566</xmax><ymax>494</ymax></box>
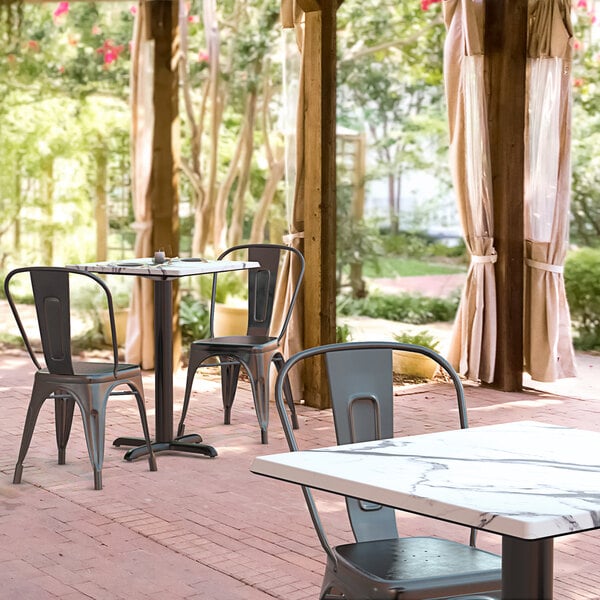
<box><xmin>1</xmin><ymin>347</ymin><xmax>600</xmax><ymax>599</ymax></box>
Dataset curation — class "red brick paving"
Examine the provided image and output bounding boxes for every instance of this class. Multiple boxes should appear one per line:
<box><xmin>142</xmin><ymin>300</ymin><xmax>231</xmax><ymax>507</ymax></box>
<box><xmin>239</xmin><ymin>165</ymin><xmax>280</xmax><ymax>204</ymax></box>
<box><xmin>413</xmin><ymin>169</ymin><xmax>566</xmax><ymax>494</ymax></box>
<box><xmin>1</xmin><ymin>347</ymin><xmax>600</xmax><ymax>599</ymax></box>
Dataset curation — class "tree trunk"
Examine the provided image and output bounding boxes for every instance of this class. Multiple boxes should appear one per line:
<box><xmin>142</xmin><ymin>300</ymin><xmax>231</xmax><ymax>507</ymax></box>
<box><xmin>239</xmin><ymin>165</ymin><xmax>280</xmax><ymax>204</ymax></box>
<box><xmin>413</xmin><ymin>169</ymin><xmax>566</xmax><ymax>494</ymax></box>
<box><xmin>388</xmin><ymin>172</ymin><xmax>399</xmax><ymax>235</ymax></box>
<box><xmin>228</xmin><ymin>89</ymin><xmax>258</xmax><ymax>247</ymax></box>
<box><xmin>250</xmin><ymin>153</ymin><xmax>285</xmax><ymax>243</ymax></box>
<box><xmin>41</xmin><ymin>159</ymin><xmax>54</xmax><ymax>264</ymax></box>
<box><xmin>95</xmin><ymin>148</ymin><xmax>108</xmax><ymax>261</ymax></box>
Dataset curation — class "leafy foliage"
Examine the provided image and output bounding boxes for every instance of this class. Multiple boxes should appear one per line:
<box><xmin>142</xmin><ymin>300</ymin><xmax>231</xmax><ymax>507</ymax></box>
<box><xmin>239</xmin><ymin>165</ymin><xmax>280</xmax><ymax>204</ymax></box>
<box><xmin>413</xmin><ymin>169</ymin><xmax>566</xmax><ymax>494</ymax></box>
<box><xmin>564</xmin><ymin>247</ymin><xmax>600</xmax><ymax>350</ymax></box>
<box><xmin>571</xmin><ymin>3</ymin><xmax>600</xmax><ymax>246</ymax></box>
<box><xmin>335</xmin><ymin>323</ymin><xmax>353</xmax><ymax>343</ymax></box>
<box><xmin>337</xmin><ymin>0</ymin><xmax>449</xmax><ymax>233</ymax></box>
<box><xmin>0</xmin><ymin>2</ymin><xmax>133</xmax><ymax>268</ymax></box>
<box><xmin>337</xmin><ymin>291</ymin><xmax>459</xmax><ymax>324</ymax></box>
<box><xmin>392</xmin><ymin>329</ymin><xmax>439</xmax><ymax>351</ymax></box>
<box><xmin>180</xmin><ymin>294</ymin><xmax>210</xmax><ymax>347</ymax></box>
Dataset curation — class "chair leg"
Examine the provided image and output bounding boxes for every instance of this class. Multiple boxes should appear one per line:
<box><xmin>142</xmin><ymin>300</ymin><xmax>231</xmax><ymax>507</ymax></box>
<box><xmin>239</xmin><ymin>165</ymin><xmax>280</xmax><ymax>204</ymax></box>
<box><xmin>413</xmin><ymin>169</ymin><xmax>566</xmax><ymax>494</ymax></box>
<box><xmin>247</xmin><ymin>353</ymin><xmax>271</xmax><ymax>444</ymax></box>
<box><xmin>177</xmin><ymin>357</ymin><xmax>201</xmax><ymax>438</ymax></box>
<box><xmin>129</xmin><ymin>384</ymin><xmax>157</xmax><ymax>473</ymax></box>
<box><xmin>273</xmin><ymin>353</ymin><xmax>299</xmax><ymax>430</ymax></box>
<box><xmin>54</xmin><ymin>395</ymin><xmax>75</xmax><ymax>465</ymax></box>
<box><xmin>220</xmin><ymin>359</ymin><xmax>241</xmax><ymax>425</ymax></box>
<box><xmin>77</xmin><ymin>390</ymin><xmax>107</xmax><ymax>491</ymax></box>
<box><xmin>13</xmin><ymin>389</ymin><xmax>47</xmax><ymax>484</ymax></box>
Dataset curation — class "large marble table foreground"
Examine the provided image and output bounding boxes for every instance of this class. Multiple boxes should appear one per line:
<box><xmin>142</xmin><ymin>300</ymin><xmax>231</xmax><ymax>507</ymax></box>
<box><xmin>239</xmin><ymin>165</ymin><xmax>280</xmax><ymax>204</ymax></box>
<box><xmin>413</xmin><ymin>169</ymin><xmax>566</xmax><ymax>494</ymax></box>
<box><xmin>252</xmin><ymin>421</ymin><xmax>600</xmax><ymax>541</ymax></box>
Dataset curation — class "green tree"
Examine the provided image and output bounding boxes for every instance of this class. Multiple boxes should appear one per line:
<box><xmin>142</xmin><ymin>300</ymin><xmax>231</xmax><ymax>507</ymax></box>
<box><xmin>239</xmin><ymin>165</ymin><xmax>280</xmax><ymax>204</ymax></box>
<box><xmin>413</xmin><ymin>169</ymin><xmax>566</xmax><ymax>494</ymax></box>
<box><xmin>179</xmin><ymin>0</ymin><xmax>285</xmax><ymax>255</ymax></box>
<box><xmin>571</xmin><ymin>2</ymin><xmax>600</xmax><ymax>247</ymax></box>
<box><xmin>337</xmin><ymin>0</ymin><xmax>448</xmax><ymax>235</ymax></box>
<box><xmin>0</xmin><ymin>2</ymin><xmax>133</xmax><ymax>267</ymax></box>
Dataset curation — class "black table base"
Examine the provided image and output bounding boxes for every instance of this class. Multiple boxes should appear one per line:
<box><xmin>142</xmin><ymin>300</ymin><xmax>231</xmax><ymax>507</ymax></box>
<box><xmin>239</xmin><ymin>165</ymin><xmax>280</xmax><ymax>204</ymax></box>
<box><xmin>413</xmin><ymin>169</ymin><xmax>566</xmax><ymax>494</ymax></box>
<box><xmin>115</xmin><ymin>278</ymin><xmax>218</xmax><ymax>461</ymax></box>
<box><xmin>114</xmin><ymin>434</ymin><xmax>218</xmax><ymax>460</ymax></box>
<box><xmin>502</xmin><ymin>536</ymin><xmax>553</xmax><ymax>599</ymax></box>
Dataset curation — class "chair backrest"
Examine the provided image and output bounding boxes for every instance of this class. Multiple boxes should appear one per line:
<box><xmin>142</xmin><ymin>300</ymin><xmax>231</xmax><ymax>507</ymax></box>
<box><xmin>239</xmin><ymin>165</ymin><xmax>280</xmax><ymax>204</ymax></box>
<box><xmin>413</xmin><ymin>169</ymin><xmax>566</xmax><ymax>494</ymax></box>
<box><xmin>274</xmin><ymin>341</ymin><xmax>468</xmax><ymax>552</ymax></box>
<box><xmin>4</xmin><ymin>266</ymin><xmax>120</xmax><ymax>375</ymax></box>
<box><xmin>210</xmin><ymin>243</ymin><xmax>305</xmax><ymax>340</ymax></box>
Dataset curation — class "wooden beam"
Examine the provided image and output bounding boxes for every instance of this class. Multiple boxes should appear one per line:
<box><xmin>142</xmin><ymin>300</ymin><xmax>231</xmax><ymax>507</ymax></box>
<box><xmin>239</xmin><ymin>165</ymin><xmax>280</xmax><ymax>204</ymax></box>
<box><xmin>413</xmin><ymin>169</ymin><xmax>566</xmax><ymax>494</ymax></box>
<box><xmin>485</xmin><ymin>0</ymin><xmax>527</xmax><ymax>391</ymax></box>
<box><xmin>302</xmin><ymin>4</ymin><xmax>337</xmax><ymax>409</ymax></box>
<box><xmin>149</xmin><ymin>0</ymin><xmax>182</xmax><ymax>367</ymax></box>
<box><xmin>297</xmin><ymin>0</ymin><xmax>322</xmax><ymax>12</ymax></box>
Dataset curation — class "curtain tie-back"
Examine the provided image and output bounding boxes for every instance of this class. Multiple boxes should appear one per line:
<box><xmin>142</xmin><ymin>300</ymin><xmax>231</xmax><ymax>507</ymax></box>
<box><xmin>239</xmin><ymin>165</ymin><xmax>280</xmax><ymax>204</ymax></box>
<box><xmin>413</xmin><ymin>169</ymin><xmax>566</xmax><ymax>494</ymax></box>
<box><xmin>525</xmin><ymin>258</ymin><xmax>564</xmax><ymax>274</ymax></box>
<box><xmin>131</xmin><ymin>220</ymin><xmax>152</xmax><ymax>232</ymax></box>
<box><xmin>283</xmin><ymin>231</ymin><xmax>305</xmax><ymax>245</ymax></box>
<box><xmin>471</xmin><ymin>253</ymin><xmax>497</xmax><ymax>264</ymax></box>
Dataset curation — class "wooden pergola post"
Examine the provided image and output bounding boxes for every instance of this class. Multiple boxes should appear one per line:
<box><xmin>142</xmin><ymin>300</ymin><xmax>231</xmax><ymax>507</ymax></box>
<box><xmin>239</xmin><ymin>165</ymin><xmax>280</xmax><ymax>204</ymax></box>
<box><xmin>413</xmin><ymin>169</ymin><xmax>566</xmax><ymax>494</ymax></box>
<box><xmin>299</xmin><ymin>0</ymin><xmax>338</xmax><ymax>408</ymax></box>
<box><xmin>149</xmin><ymin>0</ymin><xmax>181</xmax><ymax>365</ymax></box>
<box><xmin>485</xmin><ymin>0</ymin><xmax>528</xmax><ymax>391</ymax></box>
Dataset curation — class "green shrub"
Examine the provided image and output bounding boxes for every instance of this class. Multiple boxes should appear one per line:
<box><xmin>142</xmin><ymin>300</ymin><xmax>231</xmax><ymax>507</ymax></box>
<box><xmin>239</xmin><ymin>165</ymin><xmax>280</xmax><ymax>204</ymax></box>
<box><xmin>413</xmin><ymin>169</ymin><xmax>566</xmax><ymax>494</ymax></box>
<box><xmin>336</xmin><ymin>323</ymin><xmax>353</xmax><ymax>343</ymax></box>
<box><xmin>180</xmin><ymin>294</ymin><xmax>210</xmax><ymax>346</ymax></box>
<box><xmin>381</xmin><ymin>232</ymin><xmax>467</xmax><ymax>262</ymax></box>
<box><xmin>565</xmin><ymin>247</ymin><xmax>600</xmax><ymax>350</ymax></box>
<box><xmin>392</xmin><ymin>330</ymin><xmax>440</xmax><ymax>351</ymax></box>
<box><xmin>337</xmin><ymin>292</ymin><xmax>459</xmax><ymax>324</ymax></box>
<box><xmin>196</xmin><ymin>271</ymin><xmax>248</xmax><ymax>305</ymax></box>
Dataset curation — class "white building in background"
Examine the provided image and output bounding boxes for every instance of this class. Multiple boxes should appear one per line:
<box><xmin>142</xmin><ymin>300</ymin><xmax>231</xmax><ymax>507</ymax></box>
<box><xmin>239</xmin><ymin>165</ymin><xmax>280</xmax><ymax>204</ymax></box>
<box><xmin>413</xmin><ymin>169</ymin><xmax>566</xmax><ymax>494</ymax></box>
<box><xmin>365</xmin><ymin>172</ymin><xmax>461</xmax><ymax>243</ymax></box>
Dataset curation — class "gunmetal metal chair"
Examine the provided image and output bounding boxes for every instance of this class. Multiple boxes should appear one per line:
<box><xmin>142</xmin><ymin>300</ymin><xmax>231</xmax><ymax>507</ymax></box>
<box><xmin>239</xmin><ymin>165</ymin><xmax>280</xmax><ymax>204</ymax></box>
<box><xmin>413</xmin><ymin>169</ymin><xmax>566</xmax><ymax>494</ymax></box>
<box><xmin>273</xmin><ymin>341</ymin><xmax>502</xmax><ymax>600</ymax></box>
<box><xmin>4</xmin><ymin>266</ymin><xmax>157</xmax><ymax>490</ymax></box>
<box><xmin>177</xmin><ymin>243</ymin><xmax>304</xmax><ymax>444</ymax></box>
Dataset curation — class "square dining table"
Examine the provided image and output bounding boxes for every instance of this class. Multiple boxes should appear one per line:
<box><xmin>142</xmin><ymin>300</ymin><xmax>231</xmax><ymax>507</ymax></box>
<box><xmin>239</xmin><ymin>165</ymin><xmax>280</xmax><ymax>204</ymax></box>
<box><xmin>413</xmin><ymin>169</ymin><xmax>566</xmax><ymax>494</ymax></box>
<box><xmin>251</xmin><ymin>420</ymin><xmax>600</xmax><ymax>599</ymax></box>
<box><xmin>72</xmin><ymin>257</ymin><xmax>258</xmax><ymax>460</ymax></box>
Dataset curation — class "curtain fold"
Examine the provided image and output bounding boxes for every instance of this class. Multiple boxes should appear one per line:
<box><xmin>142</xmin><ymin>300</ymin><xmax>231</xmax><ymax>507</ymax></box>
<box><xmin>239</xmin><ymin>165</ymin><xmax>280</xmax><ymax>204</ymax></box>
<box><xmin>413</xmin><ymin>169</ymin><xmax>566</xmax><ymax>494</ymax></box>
<box><xmin>444</xmin><ymin>0</ymin><xmax>497</xmax><ymax>383</ymax></box>
<box><xmin>523</xmin><ymin>0</ymin><xmax>576</xmax><ymax>381</ymax></box>
<box><xmin>125</xmin><ymin>0</ymin><xmax>155</xmax><ymax>369</ymax></box>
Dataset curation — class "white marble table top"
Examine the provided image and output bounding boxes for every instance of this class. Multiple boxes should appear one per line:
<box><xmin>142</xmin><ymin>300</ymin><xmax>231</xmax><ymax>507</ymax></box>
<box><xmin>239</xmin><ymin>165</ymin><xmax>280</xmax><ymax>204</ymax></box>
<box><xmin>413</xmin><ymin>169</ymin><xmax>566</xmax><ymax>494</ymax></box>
<box><xmin>252</xmin><ymin>421</ymin><xmax>600</xmax><ymax>541</ymax></box>
<box><xmin>71</xmin><ymin>258</ymin><xmax>259</xmax><ymax>278</ymax></box>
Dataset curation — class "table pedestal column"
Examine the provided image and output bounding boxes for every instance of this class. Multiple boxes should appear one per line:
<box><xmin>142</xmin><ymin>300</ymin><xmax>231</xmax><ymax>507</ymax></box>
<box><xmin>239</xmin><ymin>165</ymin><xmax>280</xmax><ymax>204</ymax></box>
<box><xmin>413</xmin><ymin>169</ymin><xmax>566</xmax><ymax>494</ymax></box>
<box><xmin>116</xmin><ymin>278</ymin><xmax>217</xmax><ymax>459</ymax></box>
<box><xmin>502</xmin><ymin>536</ymin><xmax>553</xmax><ymax>599</ymax></box>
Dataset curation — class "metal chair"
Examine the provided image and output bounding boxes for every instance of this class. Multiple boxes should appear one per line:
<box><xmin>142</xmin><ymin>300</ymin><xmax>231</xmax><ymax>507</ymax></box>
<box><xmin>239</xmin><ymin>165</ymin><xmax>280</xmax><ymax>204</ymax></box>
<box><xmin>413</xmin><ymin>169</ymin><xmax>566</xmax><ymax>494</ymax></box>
<box><xmin>4</xmin><ymin>266</ymin><xmax>157</xmax><ymax>490</ymax></box>
<box><xmin>273</xmin><ymin>341</ymin><xmax>502</xmax><ymax>600</ymax></box>
<box><xmin>177</xmin><ymin>243</ymin><xmax>304</xmax><ymax>444</ymax></box>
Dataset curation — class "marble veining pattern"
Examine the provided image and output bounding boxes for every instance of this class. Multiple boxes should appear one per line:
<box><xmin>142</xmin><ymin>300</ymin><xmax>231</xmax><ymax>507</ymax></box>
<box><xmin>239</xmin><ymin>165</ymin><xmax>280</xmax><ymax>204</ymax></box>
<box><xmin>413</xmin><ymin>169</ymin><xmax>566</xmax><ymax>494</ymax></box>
<box><xmin>252</xmin><ymin>421</ymin><xmax>600</xmax><ymax>540</ymax></box>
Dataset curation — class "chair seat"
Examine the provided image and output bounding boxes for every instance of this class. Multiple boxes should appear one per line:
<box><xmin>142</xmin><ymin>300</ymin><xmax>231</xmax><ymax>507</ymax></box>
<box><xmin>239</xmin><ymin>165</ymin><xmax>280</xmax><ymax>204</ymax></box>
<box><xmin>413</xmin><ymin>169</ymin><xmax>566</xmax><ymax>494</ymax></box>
<box><xmin>192</xmin><ymin>335</ymin><xmax>278</xmax><ymax>351</ymax></box>
<box><xmin>336</xmin><ymin>536</ymin><xmax>501</xmax><ymax>588</ymax></box>
<box><xmin>37</xmin><ymin>362</ymin><xmax>141</xmax><ymax>383</ymax></box>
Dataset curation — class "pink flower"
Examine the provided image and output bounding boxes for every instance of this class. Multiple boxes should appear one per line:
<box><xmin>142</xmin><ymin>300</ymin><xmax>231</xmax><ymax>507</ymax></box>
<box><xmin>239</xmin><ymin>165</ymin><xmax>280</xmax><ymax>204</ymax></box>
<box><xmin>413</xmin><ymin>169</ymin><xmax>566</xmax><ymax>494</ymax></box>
<box><xmin>97</xmin><ymin>39</ymin><xmax>125</xmax><ymax>65</ymax></box>
<box><xmin>53</xmin><ymin>1</ymin><xmax>69</xmax><ymax>22</ymax></box>
<box><xmin>27</xmin><ymin>40</ymin><xmax>40</xmax><ymax>52</ymax></box>
<box><xmin>574</xmin><ymin>38</ymin><xmax>583</xmax><ymax>51</ymax></box>
<box><xmin>198</xmin><ymin>50</ymin><xmax>209</xmax><ymax>63</ymax></box>
<box><xmin>91</xmin><ymin>25</ymin><xmax>102</xmax><ymax>36</ymax></box>
<box><xmin>188</xmin><ymin>14</ymin><xmax>200</xmax><ymax>24</ymax></box>
<box><xmin>421</xmin><ymin>0</ymin><xmax>441</xmax><ymax>10</ymax></box>
<box><xmin>577</xmin><ymin>0</ymin><xmax>588</xmax><ymax>8</ymax></box>
<box><xmin>130</xmin><ymin>5</ymin><xmax>137</xmax><ymax>15</ymax></box>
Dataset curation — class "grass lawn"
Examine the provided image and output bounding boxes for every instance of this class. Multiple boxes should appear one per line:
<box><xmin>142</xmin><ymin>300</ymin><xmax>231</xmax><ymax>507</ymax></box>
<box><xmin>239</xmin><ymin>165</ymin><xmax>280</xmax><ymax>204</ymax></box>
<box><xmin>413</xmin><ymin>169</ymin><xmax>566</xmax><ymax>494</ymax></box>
<box><xmin>363</xmin><ymin>257</ymin><xmax>467</xmax><ymax>278</ymax></box>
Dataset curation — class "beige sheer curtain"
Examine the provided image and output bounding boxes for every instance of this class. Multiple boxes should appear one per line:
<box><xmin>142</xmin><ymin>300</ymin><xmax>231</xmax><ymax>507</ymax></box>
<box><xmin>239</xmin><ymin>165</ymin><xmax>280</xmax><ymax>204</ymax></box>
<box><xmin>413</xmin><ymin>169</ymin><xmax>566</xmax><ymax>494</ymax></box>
<box><xmin>125</xmin><ymin>0</ymin><xmax>155</xmax><ymax>369</ymax></box>
<box><xmin>444</xmin><ymin>0</ymin><xmax>497</xmax><ymax>383</ymax></box>
<box><xmin>272</xmin><ymin>0</ymin><xmax>305</xmax><ymax>398</ymax></box>
<box><xmin>524</xmin><ymin>0</ymin><xmax>576</xmax><ymax>381</ymax></box>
